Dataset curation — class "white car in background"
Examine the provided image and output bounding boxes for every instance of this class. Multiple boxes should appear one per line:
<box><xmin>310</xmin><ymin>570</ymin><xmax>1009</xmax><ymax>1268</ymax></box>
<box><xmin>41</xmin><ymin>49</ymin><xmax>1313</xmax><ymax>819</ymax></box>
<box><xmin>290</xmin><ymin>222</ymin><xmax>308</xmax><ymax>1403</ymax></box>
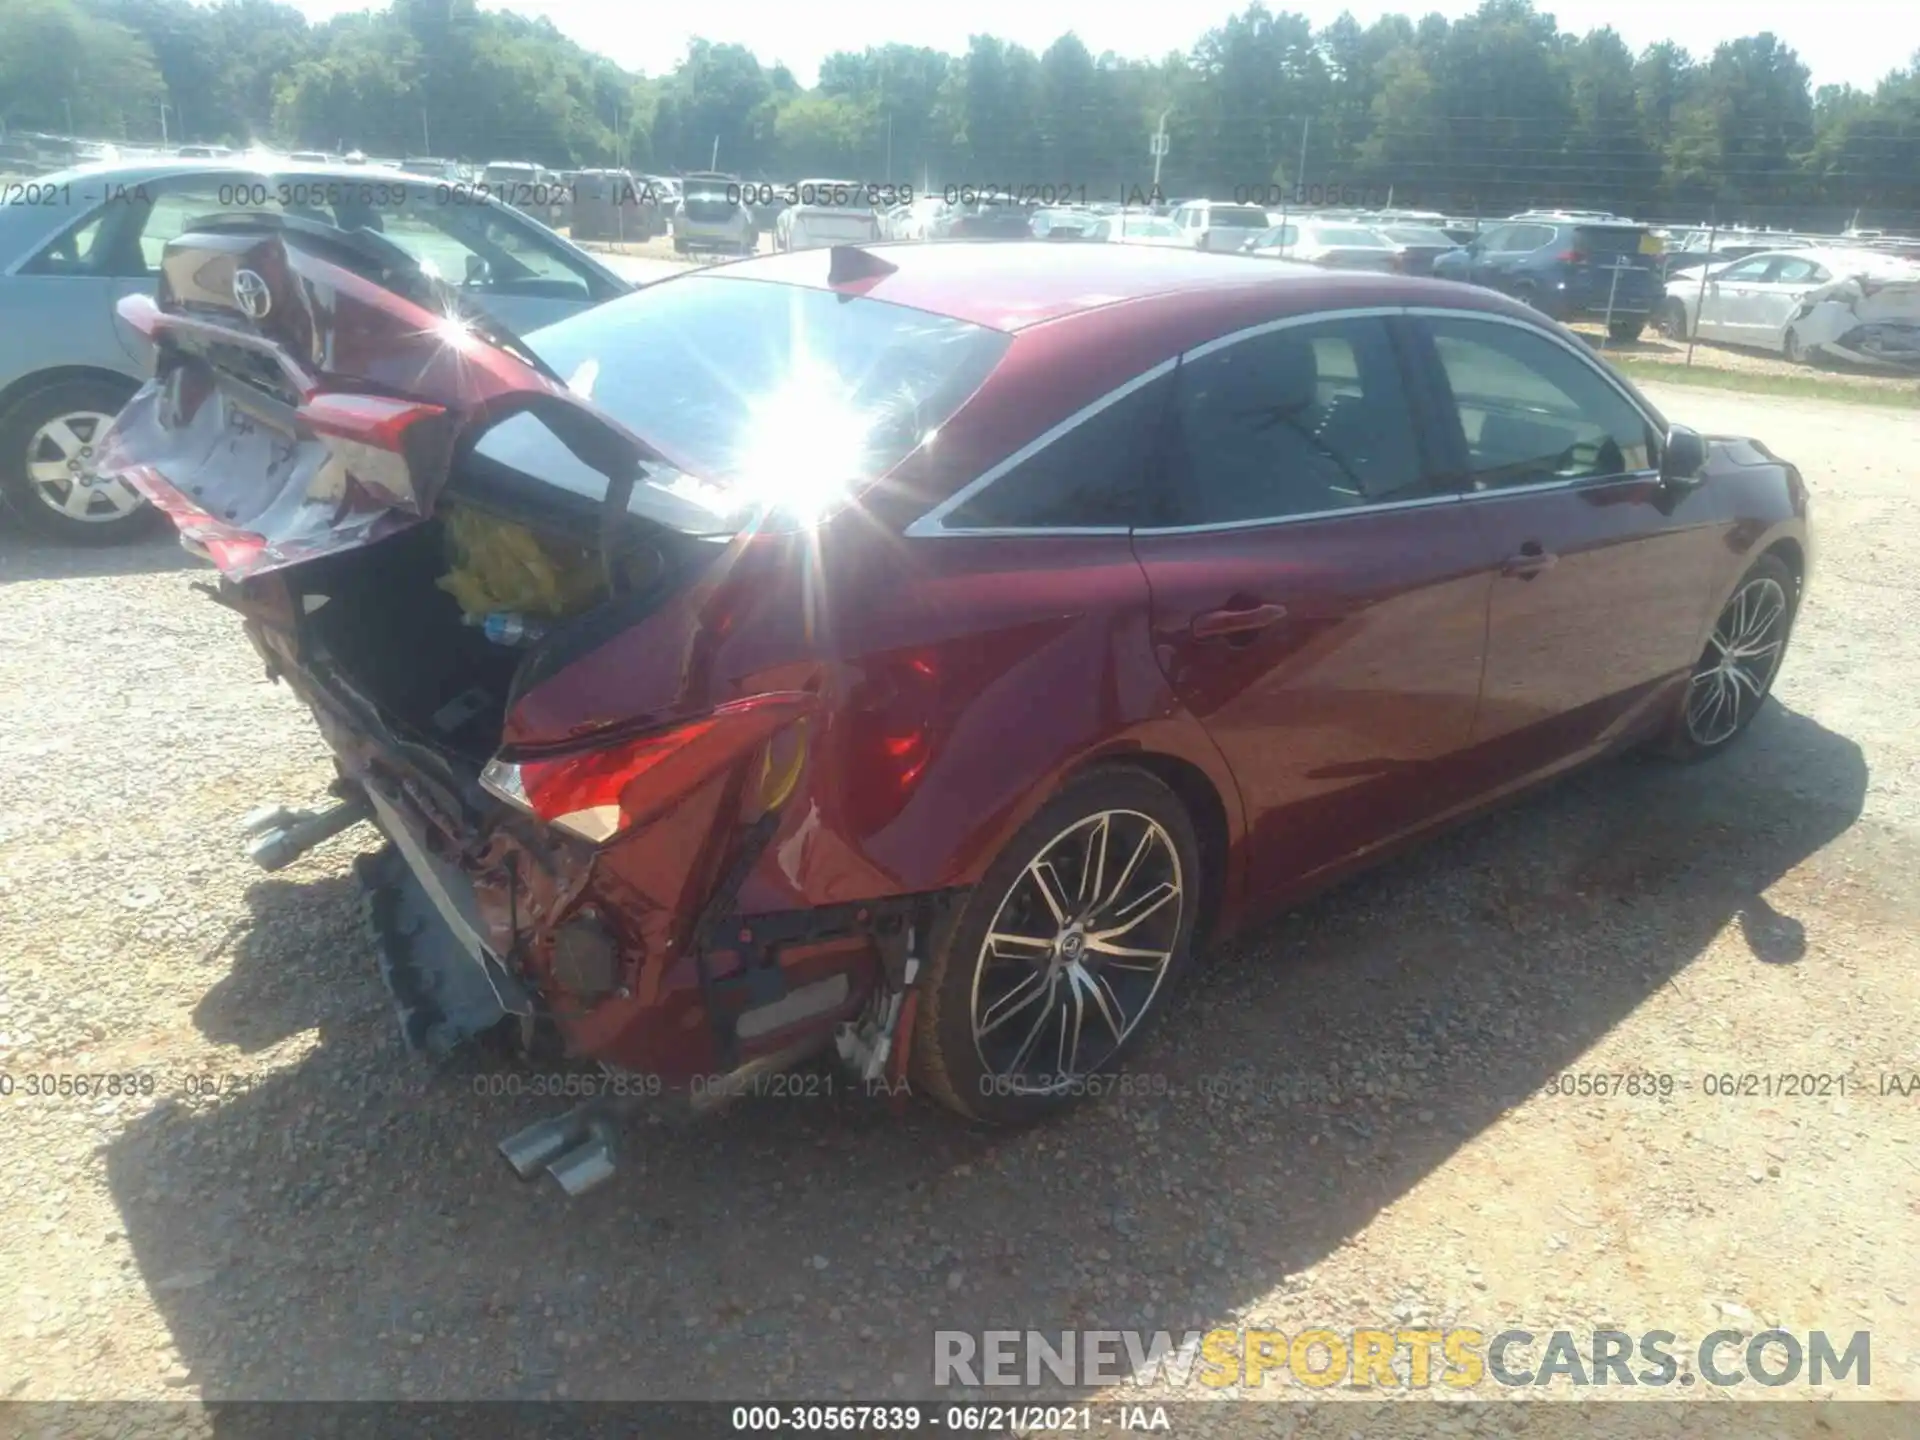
<box><xmin>1659</xmin><ymin>246</ymin><xmax>1920</xmax><ymax>368</ymax></box>
<box><xmin>672</xmin><ymin>173</ymin><xmax>755</xmax><ymax>256</ymax></box>
<box><xmin>1168</xmin><ymin>199</ymin><xmax>1272</xmax><ymax>253</ymax></box>
<box><xmin>887</xmin><ymin>196</ymin><xmax>952</xmax><ymax>240</ymax></box>
<box><xmin>1083</xmin><ymin>213</ymin><xmax>1191</xmax><ymax>248</ymax></box>
<box><xmin>1245</xmin><ymin>219</ymin><xmax>1408</xmax><ymax>273</ymax></box>
<box><xmin>774</xmin><ymin>180</ymin><xmax>883</xmax><ymax>251</ymax></box>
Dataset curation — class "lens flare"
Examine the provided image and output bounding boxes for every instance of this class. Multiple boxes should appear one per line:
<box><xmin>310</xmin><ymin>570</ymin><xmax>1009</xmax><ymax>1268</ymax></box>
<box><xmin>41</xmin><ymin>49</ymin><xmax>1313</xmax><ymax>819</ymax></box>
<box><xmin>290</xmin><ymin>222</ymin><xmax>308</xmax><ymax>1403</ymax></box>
<box><xmin>730</xmin><ymin>358</ymin><xmax>876</xmax><ymax>526</ymax></box>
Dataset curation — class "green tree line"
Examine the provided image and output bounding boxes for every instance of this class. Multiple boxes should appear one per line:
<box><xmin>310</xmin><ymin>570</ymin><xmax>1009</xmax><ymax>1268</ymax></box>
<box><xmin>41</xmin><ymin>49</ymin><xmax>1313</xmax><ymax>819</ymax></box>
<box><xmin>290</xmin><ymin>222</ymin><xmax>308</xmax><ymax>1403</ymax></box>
<box><xmin>3</xmin><ymin>0</ymin><xmax>1918</xmax><ymax>224</ymax></box>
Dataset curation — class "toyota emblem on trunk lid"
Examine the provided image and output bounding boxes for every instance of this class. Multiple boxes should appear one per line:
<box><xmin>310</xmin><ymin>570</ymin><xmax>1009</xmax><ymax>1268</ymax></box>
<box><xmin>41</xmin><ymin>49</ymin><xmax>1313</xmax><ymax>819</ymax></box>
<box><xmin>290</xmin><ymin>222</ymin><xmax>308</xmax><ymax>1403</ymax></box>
<box><xmin>232</xmin><ymin>269</ymin><xmax>272</xmax><ymax>319</ymax></box>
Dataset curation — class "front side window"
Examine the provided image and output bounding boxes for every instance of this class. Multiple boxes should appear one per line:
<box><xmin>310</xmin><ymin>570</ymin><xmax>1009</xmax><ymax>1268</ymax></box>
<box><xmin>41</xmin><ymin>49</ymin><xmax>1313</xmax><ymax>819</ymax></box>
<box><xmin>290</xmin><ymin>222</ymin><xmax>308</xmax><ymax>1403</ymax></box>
<box><xmin>943</xmin><ymin>371</ymin><xmax>1173</xmax><ymax>530</ymax></box>
<box><xmin>1164</xmin><ymin>316</ymin><xmax>1426</xmax><ymax>527</ymax></box>
<box><xmin>1716</xmin><ymin>257</ymin><xmax>1776</xmax><ymax>283</ymax></box>
<box><xmin>1769</xmin><ymin>257</ymin><xmax>1821</xmax><ymax>285</ymax></box>
<box><xmin>1425</xmin><ymin>317</ymin><xmax>1654</xmax><ymax>490</ymax></box>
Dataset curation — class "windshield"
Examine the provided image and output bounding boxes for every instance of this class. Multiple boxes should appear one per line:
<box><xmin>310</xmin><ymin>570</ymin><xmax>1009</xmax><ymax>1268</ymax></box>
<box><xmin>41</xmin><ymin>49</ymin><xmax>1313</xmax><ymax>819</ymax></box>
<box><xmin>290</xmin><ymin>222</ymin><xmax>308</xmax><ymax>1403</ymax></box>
<box><xmin>505</xmin><ymin>275</ymin><xmax>1011</xmax><ymax>531</ymax></box>
<box><xmin>1209</xmin><ymin>206</ymin><xmax>1270</xmax><ymax>228</ymax></box>
<box><xmin>1120</xmin><ymin>217</ymin><xmax>1181</xmax><ymax>238</ymax></box>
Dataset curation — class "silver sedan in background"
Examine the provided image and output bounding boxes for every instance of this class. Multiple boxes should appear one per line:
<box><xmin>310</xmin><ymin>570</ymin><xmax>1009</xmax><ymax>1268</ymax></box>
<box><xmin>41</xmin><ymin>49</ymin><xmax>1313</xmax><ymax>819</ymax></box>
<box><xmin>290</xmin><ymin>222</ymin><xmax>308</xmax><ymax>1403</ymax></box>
<box><xmin>1244</xmin><ymin>218</ymin><xmax>1409</xmax><ymax>272</ymax></box>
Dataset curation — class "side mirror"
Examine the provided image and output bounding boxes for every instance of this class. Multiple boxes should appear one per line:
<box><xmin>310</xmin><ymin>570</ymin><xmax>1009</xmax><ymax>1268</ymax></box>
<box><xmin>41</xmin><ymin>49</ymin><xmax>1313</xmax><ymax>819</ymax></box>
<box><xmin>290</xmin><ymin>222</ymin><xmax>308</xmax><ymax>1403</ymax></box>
<box><xmin>464</xmin><ymin>254</ymin><xmax>492</xmax><ymax>288</ymax></box>
<box><xmin>1661</xmin><ymin>424</ymin><xmax>1708</xmax><ymax>485</ymax></box>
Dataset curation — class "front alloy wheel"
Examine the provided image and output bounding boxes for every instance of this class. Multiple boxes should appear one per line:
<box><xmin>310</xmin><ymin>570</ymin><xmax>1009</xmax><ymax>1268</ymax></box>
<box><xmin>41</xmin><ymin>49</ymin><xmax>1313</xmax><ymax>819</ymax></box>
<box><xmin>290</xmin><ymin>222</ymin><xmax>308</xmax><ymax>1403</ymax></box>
<box><xmin>1681</xmin><ymin>561</ymin><xmax>1793</xmax><ymax>752</ymax></box>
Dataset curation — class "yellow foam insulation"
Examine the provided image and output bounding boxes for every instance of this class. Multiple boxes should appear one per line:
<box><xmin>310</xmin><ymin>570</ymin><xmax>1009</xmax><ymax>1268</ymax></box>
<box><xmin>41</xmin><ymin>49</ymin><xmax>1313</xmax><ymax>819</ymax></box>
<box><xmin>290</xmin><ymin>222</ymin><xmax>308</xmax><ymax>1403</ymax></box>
<box><xmin>435</xmin><ymin>504</ymin><xmax>604</xmax><ymax>621</ymax></box>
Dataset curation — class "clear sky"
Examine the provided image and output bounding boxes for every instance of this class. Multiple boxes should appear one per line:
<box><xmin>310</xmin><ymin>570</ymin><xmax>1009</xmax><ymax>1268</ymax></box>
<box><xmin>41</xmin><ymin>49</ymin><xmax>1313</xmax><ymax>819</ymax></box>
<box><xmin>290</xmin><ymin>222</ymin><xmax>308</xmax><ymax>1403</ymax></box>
<box><xmin>289</xmin><ymin>0</ymin><xmax>1917</xmax><ymax>92</ymax></box>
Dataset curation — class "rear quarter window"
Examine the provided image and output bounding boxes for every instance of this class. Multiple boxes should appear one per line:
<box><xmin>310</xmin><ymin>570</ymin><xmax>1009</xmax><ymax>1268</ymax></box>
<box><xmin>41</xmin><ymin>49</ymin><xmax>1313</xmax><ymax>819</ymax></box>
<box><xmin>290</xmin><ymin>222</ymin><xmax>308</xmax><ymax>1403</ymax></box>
<box><xmin>1576</xmin><ymin>226</ymin><xmax>1650</xmax><ymax>254</ymax></box>
<box><xmin>944</xmin><ymin>370</ymin><xmax>1173</xmax><ymax>530</ymax></box>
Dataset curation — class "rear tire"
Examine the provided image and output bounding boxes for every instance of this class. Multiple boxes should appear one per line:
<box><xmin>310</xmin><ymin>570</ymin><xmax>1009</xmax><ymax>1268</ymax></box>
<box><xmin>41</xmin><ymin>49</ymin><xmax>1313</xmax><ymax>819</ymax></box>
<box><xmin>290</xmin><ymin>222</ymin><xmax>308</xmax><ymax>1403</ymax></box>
<box><xmin>1608</xmin><ymin>317</ymin><xmax>1647</xmax><ymax>342</ymax></box>
<box><xmin>1783</xmin><ymin>327</ymin><xmax>1809</xmax><ymax>365</ymax></box>
<box><xmin>1657</xmin><ymin>553</ymin><xmax>1797</xmax><ymax>762</ymax></box>
<box><xmin>911</xmin><ymin>766</ymin><xmax>1203</xmax><ymax>1125</ymax></box>
<box><xmin>0</xmin><ymin>376</ymin><xmax>158</xmax><ymax>545</ymax></box>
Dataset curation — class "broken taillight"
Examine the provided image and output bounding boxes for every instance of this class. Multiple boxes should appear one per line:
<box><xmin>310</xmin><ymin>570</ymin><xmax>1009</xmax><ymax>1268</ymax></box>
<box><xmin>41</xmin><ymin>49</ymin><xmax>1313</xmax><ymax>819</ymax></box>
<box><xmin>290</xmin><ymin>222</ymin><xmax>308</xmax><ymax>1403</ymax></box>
<box><xmin>1557</xmin><ymin>249</ymin><xmax>1588</xmax><ymax>264</ymax></box>
<box><xmin>480</xmin><ymin>692</ymin><xmax>817</xmax><ymax>844</ymax></box>
<box><xmin>297</xmin><ymin>394</ymin><xmax>449</xmax><ymax>512</ymax></box>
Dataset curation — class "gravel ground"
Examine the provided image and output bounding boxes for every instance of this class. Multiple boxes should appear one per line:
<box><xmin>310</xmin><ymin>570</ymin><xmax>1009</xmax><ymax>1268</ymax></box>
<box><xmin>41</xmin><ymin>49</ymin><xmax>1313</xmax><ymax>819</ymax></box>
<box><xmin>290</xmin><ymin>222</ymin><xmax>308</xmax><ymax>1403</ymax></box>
<box><xmin>1</xmin><ymin>384</ymin><xmax>1917</xmax><ymax>1431</ymax></box>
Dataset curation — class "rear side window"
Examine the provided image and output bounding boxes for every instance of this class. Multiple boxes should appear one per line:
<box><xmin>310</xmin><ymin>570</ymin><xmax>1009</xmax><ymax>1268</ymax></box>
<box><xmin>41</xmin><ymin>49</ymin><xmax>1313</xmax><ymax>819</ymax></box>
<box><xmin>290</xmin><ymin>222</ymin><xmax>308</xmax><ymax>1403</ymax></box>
<box><xmin>1165</xmin><ymin>317</ymin><xmax>1426</xmax><ymax>527</ymax></box>
<box><xmin>19</xmin><ymin>209</ymin><xmax>109</xmax><ymax>275</ymax></box>
<box><xmin>1576</xmin><ymin>226</ymin><xmax>1650</xmax><ymax>255</ymax></box>
<box><xmin>1210</xmin><ymin>207</ymin><xmax>1271</xmax><ymax>228</ymax></box>
<box><xmin>1425</xmin><ymin>317</ymin><xmax>1654</xmax><ymax>488</ymax></box>
<box><xmin>945</xmin><ymin>370</ymin><xmax>1173</xmax><ymax>530</ymax></box>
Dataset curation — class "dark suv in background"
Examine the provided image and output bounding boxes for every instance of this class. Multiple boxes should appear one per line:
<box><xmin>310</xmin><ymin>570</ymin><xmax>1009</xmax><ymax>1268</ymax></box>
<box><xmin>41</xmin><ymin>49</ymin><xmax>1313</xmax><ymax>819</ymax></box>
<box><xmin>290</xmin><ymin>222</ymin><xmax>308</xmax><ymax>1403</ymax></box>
<box><xmin>1433</xmin><ymin>212</ymin><xmax>1663</xmax><ymax>338</ymax></box>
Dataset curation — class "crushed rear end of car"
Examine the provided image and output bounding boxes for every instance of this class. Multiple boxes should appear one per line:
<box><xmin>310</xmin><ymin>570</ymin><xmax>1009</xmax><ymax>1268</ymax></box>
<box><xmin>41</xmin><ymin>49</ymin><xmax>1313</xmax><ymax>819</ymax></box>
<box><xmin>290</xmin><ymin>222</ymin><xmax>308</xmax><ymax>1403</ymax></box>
<box><xmin>96</xmin><ymin>224</ymin><xmax>1007</xmax><ymax>1168</ymax></box>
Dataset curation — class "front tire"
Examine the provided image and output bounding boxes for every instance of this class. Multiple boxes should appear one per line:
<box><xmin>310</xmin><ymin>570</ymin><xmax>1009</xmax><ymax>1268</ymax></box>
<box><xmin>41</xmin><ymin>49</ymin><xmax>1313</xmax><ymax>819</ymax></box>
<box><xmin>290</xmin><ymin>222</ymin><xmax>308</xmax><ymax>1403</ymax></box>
<box><xmin>0</xmin><ymin>377</ymin><xmax>157</xmax><ymax>545</ymax></box>
<box><xmin>1783</xmin><ymin>326</ymin><xmax>1809</xmax><ymax>365</ymax></box>
<box><xmin>1656</xmin><ymin>299</ymin><xmax>1691</xmax><ymax>340</ymax></box>
<box><xmin>911</xmin><ymin>766</ymin><xmax>1203</xmax><ymax>1125</ymax></box>
<box><xmin>1660</xmin><ymin>553</ymin><xmax>1797</xmax><ymax>761</ymax></box>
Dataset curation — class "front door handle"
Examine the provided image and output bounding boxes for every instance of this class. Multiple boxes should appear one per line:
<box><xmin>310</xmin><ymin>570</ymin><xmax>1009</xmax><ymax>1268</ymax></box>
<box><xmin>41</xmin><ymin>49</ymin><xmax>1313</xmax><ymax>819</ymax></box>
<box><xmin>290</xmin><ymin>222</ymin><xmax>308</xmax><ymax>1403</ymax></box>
<box><xmin>1500</xmin><ymin>541</ymin><xmax>1557</xmax><ymax>579</ymax></box>
<box><xmin>1193</xmin><ymin>601</ymin><xmax>1289</xmax><ymax>640</ymax></box>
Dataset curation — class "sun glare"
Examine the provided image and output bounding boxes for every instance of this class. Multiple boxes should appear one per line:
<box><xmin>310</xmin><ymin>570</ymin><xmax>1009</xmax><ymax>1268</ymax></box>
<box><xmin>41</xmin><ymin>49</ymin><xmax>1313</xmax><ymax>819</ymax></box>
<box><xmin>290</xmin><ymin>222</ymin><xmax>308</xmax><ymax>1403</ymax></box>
<box><xmin>731</xmin><ymin>358</ymin><xmax>876</xmax><ymax>526</ymax></box>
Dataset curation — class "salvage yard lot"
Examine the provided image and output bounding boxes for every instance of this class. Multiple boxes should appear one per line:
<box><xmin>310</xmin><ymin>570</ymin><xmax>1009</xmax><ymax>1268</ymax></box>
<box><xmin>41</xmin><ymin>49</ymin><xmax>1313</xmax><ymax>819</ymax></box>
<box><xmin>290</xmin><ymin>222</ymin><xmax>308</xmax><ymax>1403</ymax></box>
<box><xmin>1</xmin><ymin>385</ymin><xmax>1917</xmax><ymax>1419</ymax></box>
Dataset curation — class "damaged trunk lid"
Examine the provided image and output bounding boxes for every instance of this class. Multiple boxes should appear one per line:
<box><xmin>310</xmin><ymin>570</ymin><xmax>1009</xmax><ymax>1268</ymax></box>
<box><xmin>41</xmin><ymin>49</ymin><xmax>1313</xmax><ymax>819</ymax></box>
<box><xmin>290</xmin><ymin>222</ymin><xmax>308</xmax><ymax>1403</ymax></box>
<box><xmin>99</xmin><ymin>219</ymin><xmax>715</xmax><ymax>580</ymax></box>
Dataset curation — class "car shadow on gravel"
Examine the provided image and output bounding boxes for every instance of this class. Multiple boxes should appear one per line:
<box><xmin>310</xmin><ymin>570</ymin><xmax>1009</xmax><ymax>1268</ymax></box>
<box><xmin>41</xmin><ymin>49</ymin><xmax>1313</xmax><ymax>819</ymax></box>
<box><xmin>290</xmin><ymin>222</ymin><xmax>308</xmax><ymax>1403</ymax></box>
<box><xmin>0</xmin><ymin>528</ymin><xmax>203</xmax><ymax>584</ymax></box>
<box><xmin>101</xmin><ymin>702</ymin><xmax>1871</xmax><ymax>1406</ymax></box>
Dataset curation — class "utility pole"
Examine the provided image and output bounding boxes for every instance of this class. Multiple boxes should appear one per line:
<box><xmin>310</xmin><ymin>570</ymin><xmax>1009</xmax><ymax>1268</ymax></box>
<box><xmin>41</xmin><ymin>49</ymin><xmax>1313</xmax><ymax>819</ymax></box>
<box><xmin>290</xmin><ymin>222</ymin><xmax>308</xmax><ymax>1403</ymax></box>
<box><xmin>711</xmin><ymin>134</ymin><xmax>720</xmax><ymax>171</ymax></box>
<box><xmin>158</xmin><ymin>102</ymin><xmax>170</xmax><ymax>146</ymax></box>
<box><xmin>1150</xmin><ymin>108</ymin><xmax>1170</xmax><ymax>196</ymax></box>
<box><xmin>1297</xmin><ymin>116</ymin><xmax>1310</xmax><ymax>199</ymax></box>
<box><xmin>421</xmin><ymin>109</ymin><xmax>430</xmax><ymax>154</ymax></box>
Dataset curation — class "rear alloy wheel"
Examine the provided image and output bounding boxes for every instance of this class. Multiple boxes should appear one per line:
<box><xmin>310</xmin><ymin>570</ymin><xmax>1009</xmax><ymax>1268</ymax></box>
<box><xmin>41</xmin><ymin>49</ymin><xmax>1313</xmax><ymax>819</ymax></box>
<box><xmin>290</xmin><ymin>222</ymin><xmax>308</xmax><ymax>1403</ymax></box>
<box><xmin>1665</xmin><ymin>554</ymin><xmax>1796</xmax><ymax>760</ymax></box>
<box><xmin>912</xmin><ymin>767</ymin><xmax>1201</xmax><ymax>1124</ymax></box>
<box><xmin>0</xmin><ymin>378</ymin><xmax>157</xmax><ymax>544</ymax></box>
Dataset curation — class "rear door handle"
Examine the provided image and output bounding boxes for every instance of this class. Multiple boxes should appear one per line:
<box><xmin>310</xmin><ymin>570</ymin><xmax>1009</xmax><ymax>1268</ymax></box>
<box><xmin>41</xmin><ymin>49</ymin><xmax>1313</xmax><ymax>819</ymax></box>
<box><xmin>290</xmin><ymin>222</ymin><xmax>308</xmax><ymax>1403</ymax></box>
<box><xmin>1192</xmin><ymin>601</ymin><xmax>1289</xmax><ymax>640</ymax></box>
<box><xmin>1500</xmin><ymin>541</ymin><xmax>1557</xmax><ymax>579</ymax></box>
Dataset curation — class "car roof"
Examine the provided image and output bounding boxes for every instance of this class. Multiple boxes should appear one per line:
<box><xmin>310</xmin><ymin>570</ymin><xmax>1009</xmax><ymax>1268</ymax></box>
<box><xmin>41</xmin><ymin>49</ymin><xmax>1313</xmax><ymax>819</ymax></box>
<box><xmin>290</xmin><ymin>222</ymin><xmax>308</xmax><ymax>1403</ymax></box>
<box><xmin>1783</xmin><ymin>246</ymin><xmax>1920</xmax><ymax>271</ymax></box>
<box><xmin>700</xmin><ymin>239</ymin><xmax>1421</xmax><ymax>331</ymax></box>
<box><xmin>30</xmin><ymin>157</ymin><xmax>425</xmax><ymax>188</ymax></box>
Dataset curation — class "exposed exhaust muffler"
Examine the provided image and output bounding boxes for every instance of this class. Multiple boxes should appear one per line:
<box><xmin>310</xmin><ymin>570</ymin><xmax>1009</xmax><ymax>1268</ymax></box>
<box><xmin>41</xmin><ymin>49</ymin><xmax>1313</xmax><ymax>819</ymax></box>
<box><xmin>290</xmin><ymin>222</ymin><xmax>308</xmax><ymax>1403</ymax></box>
<box><xmin>498</xmin><ymin>1104</ymin><xmax>620</xmax><ymax>1197</ymax></box>
<box><xmin>242</xmin><ymin>795</ymin><xmax>373</xmax><ymax>871</ymax></box>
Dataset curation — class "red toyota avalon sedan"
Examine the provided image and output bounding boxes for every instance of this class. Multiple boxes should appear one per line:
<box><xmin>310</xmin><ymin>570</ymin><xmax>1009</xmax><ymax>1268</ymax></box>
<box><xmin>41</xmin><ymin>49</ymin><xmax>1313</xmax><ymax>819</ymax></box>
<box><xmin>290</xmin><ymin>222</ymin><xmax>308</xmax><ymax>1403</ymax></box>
<box><xmin>103</xmin><ymin>225</ymin><xmax>1809</xmax><ymax>1184</ymax></box>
